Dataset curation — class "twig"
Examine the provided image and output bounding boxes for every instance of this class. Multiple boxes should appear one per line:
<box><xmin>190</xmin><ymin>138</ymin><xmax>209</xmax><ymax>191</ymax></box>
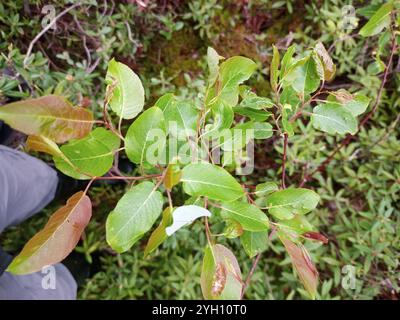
<box><xmin>24</xmin><ymin>3</ymin><xmax>81</xmax><ymax>67</ymax></box>
<box><xmin>281</xmin><ymin>133</ymin><xmax>288</xmax><ymax>189</ymax></box>
<box><xmin>166</xmin><ymin>189</ymin><xmax>173</xmax><ymax>209</ymax></box>
<box><xmin>240</xmin><ymin>252</ymin><xmax>262</xmax><ymax>299</ymax></box>
<box><xmin>94</xmin><ymin>173</ymin><xmax>161</xmax><ymax>181</ymax></box>
<box><xmin>299</xmin><ymin>28</ymin><xmax>398</xmax><ymax>187</ymax></box>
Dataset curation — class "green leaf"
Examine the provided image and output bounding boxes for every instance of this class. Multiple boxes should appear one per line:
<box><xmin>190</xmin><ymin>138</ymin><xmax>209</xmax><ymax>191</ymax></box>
<box><xmin>218</xmin><ymin>125</ymin><xmax>250</xmax><ymax>152</ymax></box>
<box><xmin>254</xmin><ymin>182</ymin><xmax>279</xmax><ymax>197</ymax></box>
<box><xmin>280</xmin><ymin>215</ymin><xmax>314</xmax><ymax>234</ymax></box>
<box><xmin>281</xmin><ymin>237</ymin><xmax>318</xmax><ymax>299</ymax></box>
<box><xmin>280</xmin><ymin>44</ymin><xmax>296</xmax><ymax>80</ymax></box>
<box><xmin>270</xmin><ymin>45</ymin><xmax>280</xmax><ymax>92</ymax></box>
<box><xmin>286</xmin><ymin>56</ymin><xmax>320</xmax><ymax>96</ymax></box>
<box><xmin>106</xmin><ymin>58</ymin><xmax>145</xmax><ymax>119</ymax></box>
<box><xmin>144</xmin><ymin>207</ymin><xmax>173</xmax><ymax>257</ymax></box>
<box><xmin>220</xmin><ymin>201</ymin><xmax>269</xmax><ymax>231</ymax></box>
<box><xmin>164</xmin><ymin>164</ymin><xmax>182</xmax><ymax>190</ymax></box>
<box><xmin>280</xmin><ymin>86</ymin><xmax>301</xmax><ymax>109</ymax></box>
<box><xmin>7</xmin><ymin>192</ymin><xmax>92</xmax><ymax>275</ymax></box>
<box><xmin>209</xmin><ymin>99</ymin><xmax>234</xmax><ymax>132</ymax></box>
<box><xmin>359</xmin><ymin>2</ymin><xmax>393</xmax><ymax>37</ymax></box>
<box><xmin>241</xmin><ymin>230</ymin><xmax>268</xmax><ymax>258</ymax></box>
<box><xmin>162</xmin><ymin>100</ymin><xmax>199</xmax><ymax>139</ymax></box>
<box><xmin>282</xmin><ymin>104</ymin><xmax>294</xmax><ymax>137</ymax></box>
<box><xmin>154</xmin><ymin>93</ymin><xmax>176</xmax><ymax>110</ymax></box>
<box><xmin>233</xmin><ymin>106</ymin><xmax>271</xmax><ymax>122</ymax></box>
<box><xmin>0</xmin><ymin>95</ymin><xmax>94</xmax><ymax>143</ymax></box>
<box><xmin>125</xmin><ymin>107</ymin><xmax>167</xmax><ymax>166</ymax></box>
<box><xmin>265</xmin><ymin>188</ymin><xmax>320</xmax><ymax>220</ymax></box>
<box><xmin>181</xmin><ymin>163</ymin><xmax>244</xmax><ymax>202</ymax></box>
<box><xmin>311</xmin><ymin>103</ymin><xmax>357</xmax><ymax>135</ymax></box>
<box><xmin>239</xmin><ymin>94</ymin><xmax>274</xmax><ymax>110</ymax></box>
<box><xmin>207</xmin><ymin>47</ymin><xmax>224</xmax><ymax>86</ymax></box>
<box><xmin>201</xmin><ymin>244</ymin><xmax>242</xmax><ymax>300</ymax></box>
<box><xmin>165</xmin><ymin>205</ymin><xmax>211</xmax><ymax>236</ymax></box>
<box><xmin>106</xmin><ymin>181</ymin><xmax>163</xmax><ymax>253</ymax></box>
<box><xmin>253</xmin><ymin>122</ymin><xmax>273</xmax><ymax>139</ymax></box>
<box><xmin>54</xmin><ymin>128</ymin><xmax>120</xmax><ymax>180</ymax></box>
<box><xmin>314</xmin><ymin>42</ymin><xmax>336</xmax><ymax>81</ymax></box>
<box><xmin>223</xmin><ymin>219</ymin><xmax>244</xmax><ymax>239</ymax></box>
<box><xmin>218</xmin><ymin>56</ymin><xmax>257</xmax><ymax>106</ymax></box>
<box><xmin>327</xmin><ymin>90</ymin><xmax>371</xmax><ymax>116</ymax></box>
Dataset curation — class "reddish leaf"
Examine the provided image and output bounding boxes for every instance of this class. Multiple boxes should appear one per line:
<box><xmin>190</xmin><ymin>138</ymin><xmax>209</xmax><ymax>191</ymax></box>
<box><xmin>0</xmin><ymin>95</ymin><xmax>94</xmax><ymax>143</ymax></box>
<box><xmin>211</xmin><ymin>262</ymin><xmax>227</xmax><ymax>297</ymax></box>
<box><xmin>282</xmin><ymin>238</ymin><xmax>319</xmax><ymax>299</ymax></box>
<box><xmin>7</xmin><ymin>191</ymin><xmax>92</xmax><ymax>275</ymax></box>
<box><xmin>314</xmin><ymin>42</ymin><xmax>336</xmax><ymax>81</ymax></box>
<box><xmin>303</xmin><ymin>231</ymin><xmax>329</xmax><ymax>244</ymax></box>
<box><xmin>26</xmin><ymin>135</ymin><xmax>63</xmax><ymax>157</ymax></box>
<box><xmin>201</xmin><ymin>244</ymin><xmax>243</xmax><ymax>300</ymax></box>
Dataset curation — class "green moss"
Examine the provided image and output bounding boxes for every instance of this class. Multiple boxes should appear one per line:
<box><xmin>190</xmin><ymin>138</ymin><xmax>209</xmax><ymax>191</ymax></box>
<box><xmin>144</xmin><ymin>29</ymin><xmax>204</xmax><ymax>87</ymax></box>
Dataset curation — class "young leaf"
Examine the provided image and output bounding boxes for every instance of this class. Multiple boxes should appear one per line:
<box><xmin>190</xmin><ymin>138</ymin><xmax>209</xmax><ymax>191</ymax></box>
<box><xmin>26</xmin><ymin>135</ymin><xmax>63</xmax><ymax>157</ymax></box>
<box><xmin>359</xmin><ymin>2</ymin><xmax>393</xmax><ymax>37</ymax></box>
<box><xmin>266</xmin><ymin>188</ymin><xmax>320</xmax><ymax>220</ymax></box>
<box><xmin>106</xmin><ymin>181</ymin><xmax>163</xmax><ymax>253</ymax></box>
<box><xmin>144</xmin><ymin>207</ymin><xmax>173</xmax><ymax>257</ymax></box>
<box><xmin>106</xmin><ymin>58</ymin><xmax>145</xmax><ymax>119</ymax></box>
<box><xmin>54</xmin><ymin>128</ymin><xmax>120</xmax><ymax>180</ymax></box>
<box><xmin>201</xmin><ymin>244</ymin><xmax>243</xmax><ymax>300</ymax></box>
<box><xmin>220</xmin><ymin>201</ymin><xmax>269</xmax><ymax>231</ymax></box>
<box><xmin>125</xmin><ymin>107</ymin><xmax>167</xmax><ymax>166</ymax></box>
<box><xmin>311</xmin><ymin>103</ymin><xmax>357</xmax><ymax>135</ymax></box>
<box><xmin>282</xmin><ymin>104</ymin><xmax>294</xmax><ymax>136</ymax></box>
<box><xmin>280</xmin><ymin>44</ymin><xmax>296</xmax><ymax>80</ymax></box>
<box><xmin>0</xmin><ymin>95</ymin><xmax>93</xmax><ymax>143</ymax></box>
<box><xmin>165</xmin><ymin>205</ymin><xmax>211</xmax><ymax>236</ymax></box>
<box><xmin>181</xmin><ymin>163</ymin><xmax>244</xmax><ymax>202</ymax></box>
<box><xmin>164</xmin><ymin>164</ymin><xmax>182</xmax><ymax>190</ymax></box>
<box><xmin>207</xmin><ymin>47</ymin><xmax>224</xmax><ymax>86</ymax></box>
<box><xmin>314</xmin><ymin>42</ymin><xmax>336</xmax><ymax>81</ymax></box>
<box><xmin>218</xmin><ymin>56</ymin><xmax>257</xmax><ymax>106</ymax></box>
<box><xmin>7</xmin><ymin>191</ymin><xmax>92</xmax><ymax>275</ymax></box>
<box><xmin>241</xmin><ymin>230</ymin><xmax>268</xmax><ymax>258</ymax></box>
<box><xmin>281</xmin><ymin>237</ymin><xmax>319</xmax><ymax>299</ymax></box>
<box><xmin>270</xmin><ymin>45</ymin><xmax>280</xmax><ymax>92</ymax></box>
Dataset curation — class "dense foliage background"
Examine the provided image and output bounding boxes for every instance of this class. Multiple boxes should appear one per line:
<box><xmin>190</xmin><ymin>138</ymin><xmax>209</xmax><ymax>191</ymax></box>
<box><xmin>0</xmin><ymin>0</ymin><xmax>398</xmax><ymax>299</ymax></box>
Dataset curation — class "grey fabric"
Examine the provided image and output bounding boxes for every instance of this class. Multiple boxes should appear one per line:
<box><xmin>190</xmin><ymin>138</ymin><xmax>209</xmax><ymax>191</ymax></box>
<box><xmin>0</xmin><ymin>145</ymin><xmax>77</xmax><ymax>300</ymax></box>
<box><xmin>0</xmin><ymin>145</ymin><xmax>58</xmax><ymax>233</ymax></box>
<box><xmin>0</xmin><ymin>254</ymin><xmax>77</xmax><ymax>300</ymax></box>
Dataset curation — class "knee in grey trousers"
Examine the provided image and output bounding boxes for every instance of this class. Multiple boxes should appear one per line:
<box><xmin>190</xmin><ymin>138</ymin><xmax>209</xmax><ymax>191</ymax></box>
<box><xmin>0</xmin><ymin>145</ymin><xmax>77</xmax><ymax>299</ymax></box>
